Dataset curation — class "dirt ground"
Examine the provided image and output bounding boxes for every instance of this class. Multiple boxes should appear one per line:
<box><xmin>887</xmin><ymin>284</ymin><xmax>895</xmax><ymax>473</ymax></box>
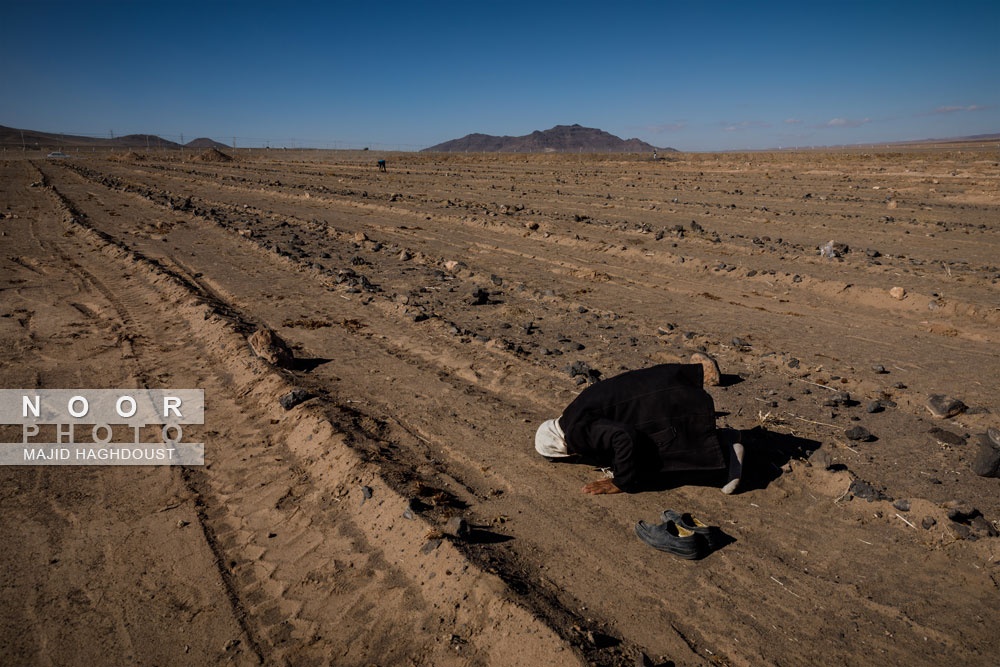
<box><xmin>1</xmin><ymin>147</ymin><xmax>998</xmax><ymax>666</ymax></box>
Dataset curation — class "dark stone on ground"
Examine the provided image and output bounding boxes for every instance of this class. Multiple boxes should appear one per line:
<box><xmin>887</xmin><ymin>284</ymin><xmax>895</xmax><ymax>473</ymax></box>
<box><xmin>468</xmin><ymin>287</ymin><xmax>490</xmax><ymax>305</ymax></box>
<box><xmin>926</xmin><ymin>394</ymin><xmax>967</xmax><ymax>419</ymax></box>
<box><xmin>360</xmin><ymin>485</ymin><xmax>373</xmax><ymax>506</ymax></box>
<box><xmin>845</xmin><ymin>426</ymin><xmax>873</xmax><ymax>441</ymax></box>
<box><xmin>420</xmin><ymin>538</ymin><xmax>442</xmax><ymax>554</ymax></box>
<box><xmin>279</xmin><ymin>388</ymin><xmax>312</xmax><ymax>410</ymax></box>
<box><xmin>928</xmin><ymin>426</ymin><xmax>965</xmax><ymax>447</ymax></box>
<box><xmin>893</xmin><ymin>499</ymin><xmax>910</xmax><ymax>512</ymax></box>
<box><xmin>921</xmin><ymin>517</ymin><xmax>936</xmax><ymax>530</ymax></box>
<box><xmin>947</xmin><ymin>508</ymin><xmax>982</xmax><ymax>524</ymax></box>
<box><xmin>808</xmin><ymin>449</ymin><xmax>833</xmax><ymax>470</ymax></box>
<box><xmin>866</xmin><ymin>401</ymin><xmax>883</xmax><ymax>413</ymax></box>
<box><xmin>732</xmin><ymin>337</ymin><xmax>750</xmax><ymax>348</ymax></box>
<box><xmin>849</xmin><ymin>478</ymin><xmax>891</xmax><ymax>502</ymax></box>
<box><xmin>971</xmin><ymin>516</ymin><xmax>999</xmax><ymax>537</ymax></box>
<box><xmin>948</xmin><ymin>522</ymin><xmax>972</xmax><ymax>539</ymax></box>
<box><xmin>871</xmin><ymin>364</ymin><xmax>887</xmax><ymax>374</ymax></box>
<box><xmin>443</xmin><ymin>516</ymin><xmax>470</xmax><ymax>539</ymax></box>
<box><xmin>971</xmin><ymin>429</ymin><xmax>1000</xmax><ymax>478</ymax></box>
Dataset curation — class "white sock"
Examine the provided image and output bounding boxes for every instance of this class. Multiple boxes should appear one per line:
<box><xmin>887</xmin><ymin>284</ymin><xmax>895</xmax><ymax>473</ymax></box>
<box><xmin>722</xmin><ymin>441</ymin><xmax>745</xmax><ymax>495</ymax></box>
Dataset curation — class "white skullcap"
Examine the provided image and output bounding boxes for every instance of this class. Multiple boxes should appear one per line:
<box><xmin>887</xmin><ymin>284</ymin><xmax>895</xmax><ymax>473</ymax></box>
<box><xmin>535</xmin><ymin>418</ymin><xmax>570</xmax><ymax>458</ymax></box>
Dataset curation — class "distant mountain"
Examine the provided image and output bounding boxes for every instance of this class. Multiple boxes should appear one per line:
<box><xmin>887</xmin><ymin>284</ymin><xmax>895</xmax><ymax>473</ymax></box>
<box><xmin>423</xmin><ymin>124</ymin><xmax>676</xmax><ymax>153</ymax></box>
<box><xmin>909</xmin><ymin>132</ymin><xmax>1000</xmax><ymax>143</ymax></box>
<box><xmin>111</xmin><ymin>134</ymin><xmax>181</xmax><ymax>148</ymax></box>
<box><xmin>185</xmin><ymin>137</ymin><xmax>231</xmax><ymax>149</ymax></box>
<box><xmin>0</xmin><ymin>125</ymin><xmax>180</xmax><ymax>148</ymax></box>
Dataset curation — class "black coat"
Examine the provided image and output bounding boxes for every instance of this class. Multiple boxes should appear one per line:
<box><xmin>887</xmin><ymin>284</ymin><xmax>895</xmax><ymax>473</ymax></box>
<box><xmin>558</xmin><ymin>363</ymin><xmax>724</xmax><ymax>492</ymax></box>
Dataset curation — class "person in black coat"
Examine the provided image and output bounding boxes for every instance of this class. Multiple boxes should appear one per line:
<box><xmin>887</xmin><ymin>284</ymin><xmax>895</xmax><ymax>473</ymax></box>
<box><xmin>534</xmin><ymin>355</ymin><xmax>744</xmax><ymax>495</ymax></box>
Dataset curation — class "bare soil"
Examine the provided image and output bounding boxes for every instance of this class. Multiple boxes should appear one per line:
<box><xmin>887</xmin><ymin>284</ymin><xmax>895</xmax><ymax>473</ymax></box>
<box><xmin>1</xmin><ymin>148</ymin><xmax>998</xmax><ymax>666</ymax></box>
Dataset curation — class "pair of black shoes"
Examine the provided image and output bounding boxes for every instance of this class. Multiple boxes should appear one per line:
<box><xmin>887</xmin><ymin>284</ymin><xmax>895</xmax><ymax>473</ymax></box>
<box><xmin>634</xmin><ymin>510</ymin><xmax>721</xmax><ymax>560</ymax></box>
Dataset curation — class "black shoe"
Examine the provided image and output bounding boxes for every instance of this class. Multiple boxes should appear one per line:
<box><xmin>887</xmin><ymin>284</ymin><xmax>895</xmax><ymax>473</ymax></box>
<box><xmin>660</xmin><ymin>510</ymin><xmax>723</xmax><ymax>552</ymax></box>
<box><xmin>634</xmin><ymin>519</ymin><xmax>706</xmax><ymax>559</ymax></box>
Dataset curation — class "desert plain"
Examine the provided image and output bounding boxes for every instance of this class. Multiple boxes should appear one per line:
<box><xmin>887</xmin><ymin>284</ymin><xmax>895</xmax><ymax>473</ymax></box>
<box><xmin>1</xmin><ymin>146</ymin><xmax>998</xmax><ymax>665</ymax></box>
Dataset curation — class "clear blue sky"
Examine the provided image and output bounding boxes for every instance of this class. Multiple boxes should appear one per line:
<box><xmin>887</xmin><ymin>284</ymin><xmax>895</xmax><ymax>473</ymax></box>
<box><xmin>3</xmin><ymin>0</ymin><xmax>998</xmax><ymax>151</ymax></box>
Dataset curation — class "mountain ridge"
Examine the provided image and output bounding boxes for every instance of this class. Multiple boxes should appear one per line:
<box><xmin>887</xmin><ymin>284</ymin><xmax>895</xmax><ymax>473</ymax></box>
<box><xmin>422</xmin><ymin>124</ymin><xmax>676</xmax><ymax>153</ymax></box>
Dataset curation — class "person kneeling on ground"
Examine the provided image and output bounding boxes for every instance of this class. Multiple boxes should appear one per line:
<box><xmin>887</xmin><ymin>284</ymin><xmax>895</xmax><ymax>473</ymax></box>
<box><xmin>534</xmin><ymin>353</ymin><xmax>744</xmax><ymax>495</ymax></box>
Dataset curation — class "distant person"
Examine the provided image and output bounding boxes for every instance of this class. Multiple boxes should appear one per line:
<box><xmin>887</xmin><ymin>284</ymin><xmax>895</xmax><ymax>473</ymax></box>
<box><xmin>377</xmin><ymin>159</ymin><xmax>387</xmax><ymax>172</ymax></box>
<box><xmin>652</xmin><ymin>150</ymin><xmax>657</xmax><ymax>161</ymax></box>
<box><xmin>534</xmin><ymin>354</ymin><xmax>744</xmax><ymax>495</ymax></box>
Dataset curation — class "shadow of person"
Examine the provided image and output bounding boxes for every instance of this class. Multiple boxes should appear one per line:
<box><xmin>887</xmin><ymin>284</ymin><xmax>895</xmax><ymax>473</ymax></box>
<box><xmin>737</xmin><ymin>425</ymin><xmax>822</xmax><ymax>492</ymax></box>
<box><xmin>557</xmin><ymin>425</ymin><xmax>823</xmax><ymax>495</ymax></box>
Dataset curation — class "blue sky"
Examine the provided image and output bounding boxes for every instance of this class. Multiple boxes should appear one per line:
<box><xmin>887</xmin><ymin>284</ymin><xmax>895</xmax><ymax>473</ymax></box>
<box><xmin>2</xmin><ymin>1</ymin><xmax>997</xmax><ymax>151</ymax></box>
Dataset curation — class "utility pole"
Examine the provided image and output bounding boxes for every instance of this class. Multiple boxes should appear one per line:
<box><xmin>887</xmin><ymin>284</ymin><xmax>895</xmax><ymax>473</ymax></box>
<box><xmin>233</xmin><ymin>137</ymin><xmax>236</xmax><ymax>152</ymax></box>
<box><xmin>20</xmin><ymin>130</ymin><xmax>25</xmax><ymax>153</ymax></box>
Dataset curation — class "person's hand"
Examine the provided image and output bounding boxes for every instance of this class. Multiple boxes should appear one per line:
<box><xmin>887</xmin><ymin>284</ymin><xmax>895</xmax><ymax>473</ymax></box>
<box><xmin>582</xmin><ymin>478</ymin><xmax>622</xmax><ymax>495</ymax></box>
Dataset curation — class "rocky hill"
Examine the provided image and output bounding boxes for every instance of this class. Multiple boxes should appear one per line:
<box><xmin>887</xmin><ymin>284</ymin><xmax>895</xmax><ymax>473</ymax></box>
<box><xmin>423</xmin><ymin>124</ymin><xmax>675</xmax><ymax>153</ymax></box>
<box><xmin>185</xmin><ymin>137</ymin><xmax>231</xmax><ymax>149</ymax></box>
<box><xmin>0</xmin><ymin>125</ymin><xmax>180</xmax><ymax>148</ymax></box>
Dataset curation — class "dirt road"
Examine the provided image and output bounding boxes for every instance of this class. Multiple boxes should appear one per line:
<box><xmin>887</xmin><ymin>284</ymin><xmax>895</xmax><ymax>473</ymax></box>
<box><xmin>2</xmin><ymin>149</ymin><xmax>998</xmax><ymax>665</ymax></box>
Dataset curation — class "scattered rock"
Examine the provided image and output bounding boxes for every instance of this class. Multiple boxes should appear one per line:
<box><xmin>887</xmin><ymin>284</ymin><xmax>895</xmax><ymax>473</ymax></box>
<box><xmin>889</xmin><ymin>286</ymin><xmax>906</xmax><ymax>300</ymax></box>
<box><xmin>946</xmin><ymin>507</ymin><xmax>981</xmax><ymax>524</ymax></box>
<box><xmin>563</xmin><ymin>360</ymin><xmax>600</xmax><ymax>383</ymax></box>
<box><xmin>443</xmin><ymin>516</ymin><xmax>470</xmax><ymax>540</ymax></box>
<box><xmin>849</xmin><ymin>478</ymin><xmax>891</xmax><ymax>502</ymax></box>
<box><xmin>927</xmin><ymin>426</ymin><xmax>964</xmax><ymax>447</ymax></box>
<box><xmin>925</xmin><ymin>394</ymin><xmax>967</xmax><ymax>419</ymax></box>
<box><xmin>808</xmin><ymin>448</ymin><xmax>833</xmax><ymax>470</ymax></box>
<box><xmin>443</xmin><ymin>260</ymin><xmax>467</xmax><ymax>272</ymax></box>
<box><xmin>398</xmin><ymin>249</ymin><xmax>412</xmax><ymax>261</ymax></box>
<box><xmin>360</xmin><ymin>485</ymin><xmax>373</xmax><ymax>506</ymax></box>
<box><xmin>948</xmin><ymin>522</ymin><xmax>972</xmax><ymax>540</ymax></box>
<box><xmin>731</xmin><ymin>336</ymin><xmax>750</xmax><ymax>348</ymax></box>
<box><xmin>921</xmin><ymin>517</ymin><xmax>936</xmax><ymax>530</ymax></box>
<box><xmin>845</xmin><ymin>426</ymin><xmax>873</xmax><ymax>441</ymax></box>
<box><xmin>871</xmin><ymin>364</ymin><xmax>887</xmax><ymax>374</ymax></box>
<box><xmin>278</xmin><ymin>388</ymin><xmax>311</xmax><ymax>410</ymax></box>
<box><xmin>866</xmin><ymin>401</ymin><xmax>883</xmax><ymax>414</ymax></box>
<box><xmin>892</xmin><ymin>499</ymin><xmax>910</xmax><ymax>512</ymax></box>
<box><xmin>420</xmin><ymin>538</ymin><xmax>442</xmax><ymax>554</ymax></box>
<box><xmin>971</xmin><ymin>515</ymin><xmax>999</xmax><ymax>537</ymax></box>
<box><xmin>971</xmin><ymin>428</ymin><xmax>1000</xmax><ymax>478</ymax></box>
<box><xmin>468</xmin><ymin>287</ymin><xmax>490</xmax><ymax>306</ymax></box>
<box><xmin>248</xmin><ymin>328</ymin><xmax>294</xmax><ymax>368</ymax></box>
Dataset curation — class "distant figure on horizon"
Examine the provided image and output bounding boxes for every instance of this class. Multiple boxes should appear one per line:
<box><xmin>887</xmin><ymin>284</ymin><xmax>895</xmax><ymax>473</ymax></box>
<box><xmin>377</xmin><ymin>159</ymin><xmax>387</xmax><ymax>172</ymax></box>
<box><xmin>652</xmin><ymin>150</ymin><xmax>658</xmax><ymax>161</ymax></box>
